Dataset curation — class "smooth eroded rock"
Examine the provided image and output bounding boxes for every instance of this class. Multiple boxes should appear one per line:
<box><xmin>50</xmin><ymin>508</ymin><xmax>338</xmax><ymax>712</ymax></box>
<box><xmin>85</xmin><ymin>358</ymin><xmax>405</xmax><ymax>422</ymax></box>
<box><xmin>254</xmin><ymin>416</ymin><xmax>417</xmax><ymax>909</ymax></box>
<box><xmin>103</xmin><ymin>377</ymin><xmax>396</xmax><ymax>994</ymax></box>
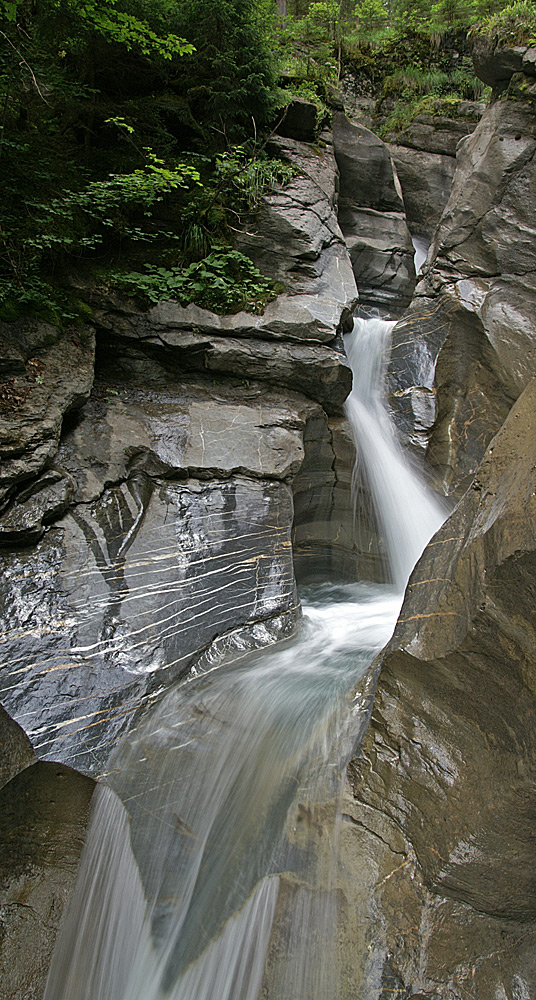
<box><xmin>0</xmin><ymin>705</ymin><xmax>34</xmax><ymax>790</ymax></box>
<box><xmin>390</xmin><ymin>75</ymin><xmax>536</xmax><ymax>490</ymax></box>
<box><xmin>333</xmin><ymin>112</ymin><xmax>415</xmax><ymax>311</ymax></box>
<box><xmin>389</xmin><ymin>145</ymin><xmax>456</xmax><ymax>237</ymax></box>
<box><xmin>0</xmin><ymin>761</ymin><xmax>95</xmax><ymax>1000</ymax></box>
<box><xmin>341</xmin><ymin>379</ymin><xmax>536</xmax><ymax>998</ymax></box>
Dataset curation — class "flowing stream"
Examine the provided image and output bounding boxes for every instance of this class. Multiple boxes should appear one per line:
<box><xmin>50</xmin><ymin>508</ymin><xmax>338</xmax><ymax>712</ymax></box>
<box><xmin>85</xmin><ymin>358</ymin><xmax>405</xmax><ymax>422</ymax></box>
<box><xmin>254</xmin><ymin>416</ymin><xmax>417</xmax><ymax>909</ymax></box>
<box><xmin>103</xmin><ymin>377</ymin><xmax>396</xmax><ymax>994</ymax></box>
<box><xmin>44</xmin><ymin>317</ymin><xmax>446</xmax><ymax>1000</ymax></box>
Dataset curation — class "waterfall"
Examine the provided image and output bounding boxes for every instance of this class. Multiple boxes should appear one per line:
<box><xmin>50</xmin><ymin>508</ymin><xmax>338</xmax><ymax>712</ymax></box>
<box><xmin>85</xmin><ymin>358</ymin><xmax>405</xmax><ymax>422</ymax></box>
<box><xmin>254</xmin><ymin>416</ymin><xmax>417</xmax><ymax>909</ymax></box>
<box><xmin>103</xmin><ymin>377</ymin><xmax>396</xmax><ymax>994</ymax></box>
<box><xmin>44</xmin><ymin>318</ymin><xmax>446</xmax><ymax>1000</ymax></box>
<box><xmin>412</xmin><ymin>235</ymin><xmax>429</xmax><ymax>274</ymax></box>
<box><xmin>345</xmin><ymin>317</ymin><xmax>446</xmax><ymax>591</ymax></box>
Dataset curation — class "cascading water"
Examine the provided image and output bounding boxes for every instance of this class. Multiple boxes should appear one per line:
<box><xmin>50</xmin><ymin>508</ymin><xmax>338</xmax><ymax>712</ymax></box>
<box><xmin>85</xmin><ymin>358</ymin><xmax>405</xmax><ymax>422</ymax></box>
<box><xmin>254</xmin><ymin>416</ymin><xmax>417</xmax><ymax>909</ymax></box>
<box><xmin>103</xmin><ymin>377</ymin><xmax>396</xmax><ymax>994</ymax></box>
<box><xmin>44</xmin><ymin>317</ymin><xmax>446</xmax><ymax>1000</ymax></box>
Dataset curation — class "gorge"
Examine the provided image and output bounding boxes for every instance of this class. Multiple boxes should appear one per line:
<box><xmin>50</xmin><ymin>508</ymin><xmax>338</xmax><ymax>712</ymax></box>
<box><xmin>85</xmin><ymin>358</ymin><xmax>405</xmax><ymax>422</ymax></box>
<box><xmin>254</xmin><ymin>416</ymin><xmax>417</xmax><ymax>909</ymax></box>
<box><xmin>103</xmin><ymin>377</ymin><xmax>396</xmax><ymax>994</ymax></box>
<box><xmin>1</xmin><ymin>28</ymin><xmax>536</xmax><ymax>1000</ymax></box>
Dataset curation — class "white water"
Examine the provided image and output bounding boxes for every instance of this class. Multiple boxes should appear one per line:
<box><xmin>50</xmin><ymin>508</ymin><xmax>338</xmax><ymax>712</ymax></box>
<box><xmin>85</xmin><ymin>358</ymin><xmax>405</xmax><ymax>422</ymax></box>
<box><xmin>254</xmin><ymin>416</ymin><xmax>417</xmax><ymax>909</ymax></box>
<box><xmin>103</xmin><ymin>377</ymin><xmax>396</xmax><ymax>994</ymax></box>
<box><xmin>412</xmin><ymin>235</ymin><xmax>429</xmax><ymax>274</ymax></box>
<box><xmin>345</xmin><ymin>318</ymin><xmax>445</xmax><ymax>591</ymax></box>
<box><xmin>44</xmin><ymin>318</ymin><xmax>446</xmax><ymax>1000</ymax></box>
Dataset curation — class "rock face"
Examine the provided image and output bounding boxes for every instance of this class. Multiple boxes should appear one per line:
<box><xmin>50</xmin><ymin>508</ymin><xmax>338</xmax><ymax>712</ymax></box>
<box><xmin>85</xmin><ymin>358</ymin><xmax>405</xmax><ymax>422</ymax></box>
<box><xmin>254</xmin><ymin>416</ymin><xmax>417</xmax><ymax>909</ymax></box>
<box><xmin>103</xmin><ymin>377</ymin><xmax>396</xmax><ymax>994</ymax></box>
<box><xmin>471</xmin><ymin>38</ymin><xmax>536</xmax><ymax>89</ymax></box>
<box><xmin>276</xmin><ymin>97</ymin><xmax>319</xmax><ymax>142</ymax></box>
<box><xmin>385</xmin><ymin>100</ymin><xmax>485</xmax><ymax>158</ymax></box>
<box><xmin>0</xmin><ymin>703</ymin><xmax>96</xmax><ymax>1000</ymax></box>
<box><xmin>236</xmin><ymin>132</ymin><xmax>358</xmax><ymax>332</ymax></box>
<box><xmin>386</xmin><ymin>102</ymin><xmax>485</xmax><ymax>238</ymax></box>
<box><xmin>339</xmin><ymin>49</ymin><xmax>536</xmax><ymax>1000</ymax></box>
<box><xmin>388</xmin><ymin>69</ymin><xmax>536</xmax><ymax>494</ymax></box>
<box><xmin>333</xmin><ymin>112</ymin><xmax>416</xmax><ymax>312</ymax></box>
<box><xmin>0</xmin><ymin>124</ymin><xmax>363</xmax><ymax>991</ymax></box>
<box><xmin>0</xmin><ymin>127</ymin><xmax>363</xmax><ymax>774</ymax></box>
<box><xmin>0</xmin><ymin>761</ymin><xmax>95</xmax><ymax>1000</ymax></box>
<box><xmin>0</xmin><ymin>706</ymin><xmax>34</xmax><ymax>790</ymax></box>
<box><xmin>0</xmin><ymin>322</ymin><xmax>95</xmax><ymax>508</ymax></box>
<box><xmin>0</xmin><ymin>352</ymin><xmax>304</xmax><ymax>771</ymax></box>
<box><xmin>389</xmin><ymin>144</ymin><xmax>456</xmax><ymax>238</ymax></box>
<box><xmin>342</xmin><ymin>378</ymin><xmax>536</xmax><ymax>999</ymax></box>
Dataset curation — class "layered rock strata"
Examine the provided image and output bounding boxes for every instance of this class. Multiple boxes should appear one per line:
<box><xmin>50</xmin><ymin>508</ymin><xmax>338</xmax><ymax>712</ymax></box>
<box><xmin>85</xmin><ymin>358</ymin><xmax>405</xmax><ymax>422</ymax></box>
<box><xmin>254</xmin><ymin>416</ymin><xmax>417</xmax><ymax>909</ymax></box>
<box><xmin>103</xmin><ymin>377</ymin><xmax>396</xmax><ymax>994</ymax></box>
<box><xmin>0</xmin><ymin>128</ymin><xmax>362</xmax><ymax>775</ymax></box>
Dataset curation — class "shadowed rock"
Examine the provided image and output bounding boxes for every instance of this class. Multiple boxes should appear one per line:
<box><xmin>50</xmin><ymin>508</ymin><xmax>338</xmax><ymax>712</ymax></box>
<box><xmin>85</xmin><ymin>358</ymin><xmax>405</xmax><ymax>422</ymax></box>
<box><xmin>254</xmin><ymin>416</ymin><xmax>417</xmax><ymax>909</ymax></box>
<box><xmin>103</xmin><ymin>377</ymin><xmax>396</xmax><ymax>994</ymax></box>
<box><xmin>0</xmin><ymin>760</ymin><xmax>95</xmax><ymax>1000</ymax></box>
<box><xmin>0</xmin><ymin>323</ymin><xmax>95</xmax><ymax>505</ymax></box>
<box><xmin>0</xmin><ymin>705</ymin><xmax>34</xmax><ymax>789</ymax></box>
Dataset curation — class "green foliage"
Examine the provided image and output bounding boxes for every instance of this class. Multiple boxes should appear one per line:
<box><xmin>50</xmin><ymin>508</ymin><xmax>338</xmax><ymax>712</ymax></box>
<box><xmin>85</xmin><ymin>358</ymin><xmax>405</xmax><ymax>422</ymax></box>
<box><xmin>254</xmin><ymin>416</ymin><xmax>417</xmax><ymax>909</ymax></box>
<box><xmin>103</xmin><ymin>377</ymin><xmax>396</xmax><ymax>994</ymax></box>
<box><xmin>381</xmin><ymin>56</ymin><xmax>486</xmax><ymax>100</ymax></box>
<box><xmin>354</xmin><ymin>0</ymin><xmax>388</xmax><ymax>35</ymax></box>
<box><xmin>4</xmin><ymin>0</ymin><xmax>194</xmax><ymax>60</ymax></box>
<box><xmin>0</xmin><ymin>0</ymin><xmax>288</xmax><ymax>320</ymax></box>
<box><xmin>114</xmin><ymin>250</ymin><xmax>280</xmax><ymax>313</ymax></box>
<box><xmin>170</xmin><ymin>0</ymin><xmax>279</xmax><ymax>146</ymax></box>
<box><xmin>0</xmin><ymin>153</ymin><xmax>202</xmax><ymax>318</ymax></box>
<box><xmin>379</xmin><ymin>91</ymin><xmax>485</xmax><ymax>136</ymax></box>
<box><xmin>214</xmin><ymin>146</ymin><xmax>297</xmax><ymax>212</ymax></box>
<box><xmin>471</xmin><ymin>0</ymin><xmax>536</xmax><ymax>44</ymax></box>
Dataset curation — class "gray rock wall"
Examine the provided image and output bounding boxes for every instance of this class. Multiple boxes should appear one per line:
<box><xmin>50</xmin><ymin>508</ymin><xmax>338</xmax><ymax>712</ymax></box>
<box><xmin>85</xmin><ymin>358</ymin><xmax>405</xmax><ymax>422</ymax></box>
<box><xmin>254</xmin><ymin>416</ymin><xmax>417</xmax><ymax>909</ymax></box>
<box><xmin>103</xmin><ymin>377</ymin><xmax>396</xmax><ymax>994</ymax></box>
<box><xmin>0</xmin><ymin>127</ymin><xmax>363</xmax><ymax>776</ymax></box>
<box><xmin>333</xmin><ymin>112</ymin><xmax>416</xmax><ymax>313</ymax></box>
<box><xmin>342</xmin><ymin>378</ymin><xmax>536</xmax><ymax>1000</ymax></box>
<box><xmin>388</xmin><ymin>71</ymin><xmax>536</xmax><ymax>495</ymax></box>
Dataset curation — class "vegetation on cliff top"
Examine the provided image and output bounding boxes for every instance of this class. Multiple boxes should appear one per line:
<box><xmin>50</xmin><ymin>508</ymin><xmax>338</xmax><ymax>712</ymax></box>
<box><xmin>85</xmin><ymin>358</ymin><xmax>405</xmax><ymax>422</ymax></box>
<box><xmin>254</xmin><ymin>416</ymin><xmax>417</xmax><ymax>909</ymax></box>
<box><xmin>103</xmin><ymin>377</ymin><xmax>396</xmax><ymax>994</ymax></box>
<box><xmin>0</xmin><ymin>0</ymin><xmax>532</xmax><ymax>321</ymax></box>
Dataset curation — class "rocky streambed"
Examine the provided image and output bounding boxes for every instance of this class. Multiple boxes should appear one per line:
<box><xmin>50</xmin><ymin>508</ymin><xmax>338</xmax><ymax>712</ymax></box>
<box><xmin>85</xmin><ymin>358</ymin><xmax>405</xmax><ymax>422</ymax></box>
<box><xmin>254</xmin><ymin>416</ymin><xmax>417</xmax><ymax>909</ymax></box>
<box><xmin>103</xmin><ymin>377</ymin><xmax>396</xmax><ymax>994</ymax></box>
<box><xmin>1</xmin><ymin>38</ymin><xmax>536</xmax><ymax>1000</ymax></box>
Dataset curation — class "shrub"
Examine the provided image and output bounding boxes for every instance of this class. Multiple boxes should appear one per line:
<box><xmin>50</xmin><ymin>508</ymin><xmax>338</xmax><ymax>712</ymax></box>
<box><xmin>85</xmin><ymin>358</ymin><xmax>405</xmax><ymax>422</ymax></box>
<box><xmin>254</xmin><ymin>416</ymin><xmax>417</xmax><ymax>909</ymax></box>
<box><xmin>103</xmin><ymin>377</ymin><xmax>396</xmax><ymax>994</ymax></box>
<box><xmin>113</xmin><ymin>249</ymin><xmax>281</xmax><ymax>313</ymax></box>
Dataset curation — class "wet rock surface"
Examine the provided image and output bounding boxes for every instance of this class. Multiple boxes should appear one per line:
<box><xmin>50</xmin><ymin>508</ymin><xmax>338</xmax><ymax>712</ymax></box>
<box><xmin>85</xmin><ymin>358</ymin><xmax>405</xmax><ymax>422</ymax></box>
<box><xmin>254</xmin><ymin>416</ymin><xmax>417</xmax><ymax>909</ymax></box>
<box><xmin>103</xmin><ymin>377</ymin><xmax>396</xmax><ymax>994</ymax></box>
<box><xmin>343</xmin><ymin>378</ymin><xmax>536</xmax><ymax>999</ymax></box>
<box><xmin>0</xmin><ymin>125</ymin><xmax>362</xmax><ymax>780</ymax></box>
<box><xmin>0</xmin><ymin>347</ymin><xmax>318</xmax><ymax>771</ymax></box>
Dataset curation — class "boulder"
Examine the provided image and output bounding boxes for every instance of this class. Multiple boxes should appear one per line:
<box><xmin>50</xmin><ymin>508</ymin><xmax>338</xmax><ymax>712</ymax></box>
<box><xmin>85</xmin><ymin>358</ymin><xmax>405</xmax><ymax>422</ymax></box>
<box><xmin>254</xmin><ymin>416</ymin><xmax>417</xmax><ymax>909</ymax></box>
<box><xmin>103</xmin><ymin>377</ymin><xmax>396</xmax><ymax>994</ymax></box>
<box><xmin>340</xmin><ymin>208</ymin><xmax>416</xmax><ymax>311</ymax></box>
<box><xmin>0</xmin><ymin>761</ymin><xmax>95</xmax><ymax>1000</ymax></box>
<box><xmin>276</xmin><ymin>97</ymin><xmax>318</xmax><ymax>142</ymax></box>
<box><xmin>333</xmin><ymin>112</ymin><xmax>404</xmax><ymax>213</ymax></box>
<box><xmin>333</xmin><ymin>112</ymin><xmax>416</xmax><ymax>312</ymax></box>
<box><xmin>471</xmin><ymin>35</ymin><xmax>536</xmax><ymax>89</ymax></box>
<box><xmin>0</xmin><ymin>706</ymin><xmax>34</xmax><ymax>790</ymax></box>
<box><xmin>0</xmin><ymin>469</ymin><xmax>75</xmax><ymax>546</ymax></box>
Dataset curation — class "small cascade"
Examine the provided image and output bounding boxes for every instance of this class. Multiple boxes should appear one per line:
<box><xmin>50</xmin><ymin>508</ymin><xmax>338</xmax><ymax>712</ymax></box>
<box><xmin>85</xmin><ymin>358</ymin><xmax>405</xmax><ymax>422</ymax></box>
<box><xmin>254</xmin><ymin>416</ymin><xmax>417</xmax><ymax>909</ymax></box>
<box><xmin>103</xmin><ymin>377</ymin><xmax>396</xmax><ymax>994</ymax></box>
<box><xmin>345</xmin><ymin>317</ymin><xmax>446</xmax><ymax>590</ymax></box>
<box><xmin>44</xmin><ymin>317</ymin><xmax>446</xmax><ymax>1000</ymax></box>
<box><xmin>412</xmin><ymin>235</ymin><xmax>429</xmax><ymax>274</ymax></box>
